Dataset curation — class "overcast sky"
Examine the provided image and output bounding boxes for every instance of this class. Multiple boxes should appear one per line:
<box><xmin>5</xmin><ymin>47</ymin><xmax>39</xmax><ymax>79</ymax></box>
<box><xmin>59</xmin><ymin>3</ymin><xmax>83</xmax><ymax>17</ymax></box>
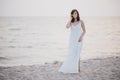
<box><xmin>0</xmin><ymin>0</ymin><xmax>120</xmax><ymax>16</ymax></box>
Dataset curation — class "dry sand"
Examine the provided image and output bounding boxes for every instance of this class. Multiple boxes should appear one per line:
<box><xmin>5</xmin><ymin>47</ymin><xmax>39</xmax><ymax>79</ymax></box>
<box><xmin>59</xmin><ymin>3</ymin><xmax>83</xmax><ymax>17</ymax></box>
<box><xmin>0</xmin><ymin>56</ymin><xmax>120</xmax><ymax>80</ymax></box>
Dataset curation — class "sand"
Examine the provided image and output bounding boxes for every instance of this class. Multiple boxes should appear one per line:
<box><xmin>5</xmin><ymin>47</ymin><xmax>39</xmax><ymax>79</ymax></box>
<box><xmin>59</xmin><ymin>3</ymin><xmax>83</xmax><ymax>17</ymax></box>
<box><xmin>0</xmin><ymin>56</ymin><xmax>120</xmax><ymax>80</ymax></box>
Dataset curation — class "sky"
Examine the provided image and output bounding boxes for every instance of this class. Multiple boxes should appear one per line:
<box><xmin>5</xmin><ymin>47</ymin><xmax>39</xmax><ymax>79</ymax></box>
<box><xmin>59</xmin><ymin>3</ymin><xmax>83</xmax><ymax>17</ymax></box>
<box><xmin>0</xmin><ymin>0</ymin><xmax>120</xmax><ymax>16</ymax></box>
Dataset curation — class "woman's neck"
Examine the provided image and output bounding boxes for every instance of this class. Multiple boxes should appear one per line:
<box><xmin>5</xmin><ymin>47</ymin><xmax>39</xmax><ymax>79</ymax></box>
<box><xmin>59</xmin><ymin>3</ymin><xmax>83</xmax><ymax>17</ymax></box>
<box><xmin>74</xmin><ymin>18</ymin><xmax>77</xmax><ymax>22</ymax></box>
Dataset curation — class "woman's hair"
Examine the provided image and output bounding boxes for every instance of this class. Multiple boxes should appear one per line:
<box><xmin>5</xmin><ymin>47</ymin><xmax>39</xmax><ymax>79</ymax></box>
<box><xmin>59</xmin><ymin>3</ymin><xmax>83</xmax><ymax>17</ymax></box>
<box><xmin>71</xmin><ymin>9</ymin><xmax>80</xmax><ymax>23</ymax></box>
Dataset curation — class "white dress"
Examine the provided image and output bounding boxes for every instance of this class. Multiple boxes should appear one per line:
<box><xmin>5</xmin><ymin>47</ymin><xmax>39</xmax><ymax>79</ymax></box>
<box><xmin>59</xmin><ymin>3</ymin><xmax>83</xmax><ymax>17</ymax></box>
<box><xmin>58</xmin><ymin>21</ymin><xmax>83</xmax><ymax>73</ymax></box>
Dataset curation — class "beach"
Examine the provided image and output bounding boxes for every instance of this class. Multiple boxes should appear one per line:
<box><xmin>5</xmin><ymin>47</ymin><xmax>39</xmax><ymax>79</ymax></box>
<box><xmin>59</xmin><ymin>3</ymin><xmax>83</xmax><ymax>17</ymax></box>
<box><xmin>0</xmin><ymin>56</ymin><xmax>120</xmax><ymax>80</ymax></box>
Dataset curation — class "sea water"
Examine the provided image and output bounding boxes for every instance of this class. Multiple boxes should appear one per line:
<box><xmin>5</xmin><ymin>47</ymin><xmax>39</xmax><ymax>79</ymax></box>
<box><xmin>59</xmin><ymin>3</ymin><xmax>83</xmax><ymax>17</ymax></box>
<box><xmin>0</xmin><ymin>16</ymin><xmax>120</xmax><ymax>66</ymax></box>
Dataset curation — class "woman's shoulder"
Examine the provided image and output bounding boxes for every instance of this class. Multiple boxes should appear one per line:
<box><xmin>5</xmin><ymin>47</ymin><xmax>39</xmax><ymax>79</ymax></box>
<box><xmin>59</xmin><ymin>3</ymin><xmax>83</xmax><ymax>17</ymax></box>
<box><xmin>80</xmin><ymin>19</ymin><xmax>84</xmax><ymax>24</ymax></box>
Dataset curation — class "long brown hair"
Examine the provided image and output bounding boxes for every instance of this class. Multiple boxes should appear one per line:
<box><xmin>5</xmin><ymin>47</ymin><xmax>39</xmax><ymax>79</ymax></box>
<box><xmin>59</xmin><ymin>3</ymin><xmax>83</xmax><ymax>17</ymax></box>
<box><xmin>71</xmin><ymin>9</ymin><xmax>80</xmax><ymax>23</ymax></box>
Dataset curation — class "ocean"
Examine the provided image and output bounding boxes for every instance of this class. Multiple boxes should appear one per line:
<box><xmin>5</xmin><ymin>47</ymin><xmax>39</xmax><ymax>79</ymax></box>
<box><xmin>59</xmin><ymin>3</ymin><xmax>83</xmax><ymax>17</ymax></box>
<box><xmin>0</xmin><ymin>16</ymin><xmax>120</xmax><ymax>66</ymax></box>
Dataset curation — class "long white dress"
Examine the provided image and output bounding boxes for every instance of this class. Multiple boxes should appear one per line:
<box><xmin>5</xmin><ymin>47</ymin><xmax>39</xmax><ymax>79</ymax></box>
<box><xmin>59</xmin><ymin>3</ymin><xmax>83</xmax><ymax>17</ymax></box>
<box><xmin>58</xmin><ymin>21</ymin><xmax>83</xmax><ymax>73</ymax></box>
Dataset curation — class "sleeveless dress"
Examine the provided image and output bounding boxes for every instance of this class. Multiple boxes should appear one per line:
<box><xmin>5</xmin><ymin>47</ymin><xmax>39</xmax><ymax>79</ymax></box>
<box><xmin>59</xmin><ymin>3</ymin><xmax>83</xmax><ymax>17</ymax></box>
<box><xmin>58</xmin><ymin>21</ymin><xmax>83</xmax><ymax>73</ymax></box>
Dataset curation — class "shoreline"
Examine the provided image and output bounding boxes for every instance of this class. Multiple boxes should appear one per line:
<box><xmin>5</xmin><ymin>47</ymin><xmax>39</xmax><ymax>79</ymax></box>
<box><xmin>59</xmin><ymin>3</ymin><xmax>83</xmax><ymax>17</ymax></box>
<box><xmin>0</xmin><ymin>54</ymin><xmax>119</xmax><ymax>67</ymax></box>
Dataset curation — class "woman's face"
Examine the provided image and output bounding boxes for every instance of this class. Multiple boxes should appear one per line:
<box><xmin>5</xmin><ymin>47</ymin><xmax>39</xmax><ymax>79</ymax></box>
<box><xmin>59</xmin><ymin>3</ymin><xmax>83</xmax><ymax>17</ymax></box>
<box><xmin>72</xmin><ymin>11</ymin><xmax>78</xmax><ymax>19</ymax></box>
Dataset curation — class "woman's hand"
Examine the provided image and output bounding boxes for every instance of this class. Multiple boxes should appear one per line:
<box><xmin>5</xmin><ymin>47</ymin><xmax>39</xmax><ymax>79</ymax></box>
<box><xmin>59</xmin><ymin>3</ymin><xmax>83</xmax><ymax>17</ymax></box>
<box><xmin>78</xmin><ymin>36</ymin><xmax>83</xmax><ymax>42</ymax></box>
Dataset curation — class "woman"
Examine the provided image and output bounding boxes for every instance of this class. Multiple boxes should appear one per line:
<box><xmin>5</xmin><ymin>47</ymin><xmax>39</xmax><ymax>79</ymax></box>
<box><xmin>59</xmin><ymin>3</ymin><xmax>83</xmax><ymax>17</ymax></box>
<box><xmin>58</xmin><ymin>9</ymin><xmax>86</xmax><ymax>73</ymax></box>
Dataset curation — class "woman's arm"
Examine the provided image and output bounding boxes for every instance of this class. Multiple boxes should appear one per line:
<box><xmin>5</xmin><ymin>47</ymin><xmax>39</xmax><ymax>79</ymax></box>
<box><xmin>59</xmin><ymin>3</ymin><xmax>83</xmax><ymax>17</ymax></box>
<box><xmin>78</xmin><ymin>20</ymin><xmax>86</xmax><ymax>42</ymax></box>
<box><xmin>66</xmin><ymin>21</ymin><xmax>71</xmax><ymax>29</ymax></box>
<box><xmin>81</xmin><ymin>20</ymin><xmax>86</xmax><ymax>37</ymax></box>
